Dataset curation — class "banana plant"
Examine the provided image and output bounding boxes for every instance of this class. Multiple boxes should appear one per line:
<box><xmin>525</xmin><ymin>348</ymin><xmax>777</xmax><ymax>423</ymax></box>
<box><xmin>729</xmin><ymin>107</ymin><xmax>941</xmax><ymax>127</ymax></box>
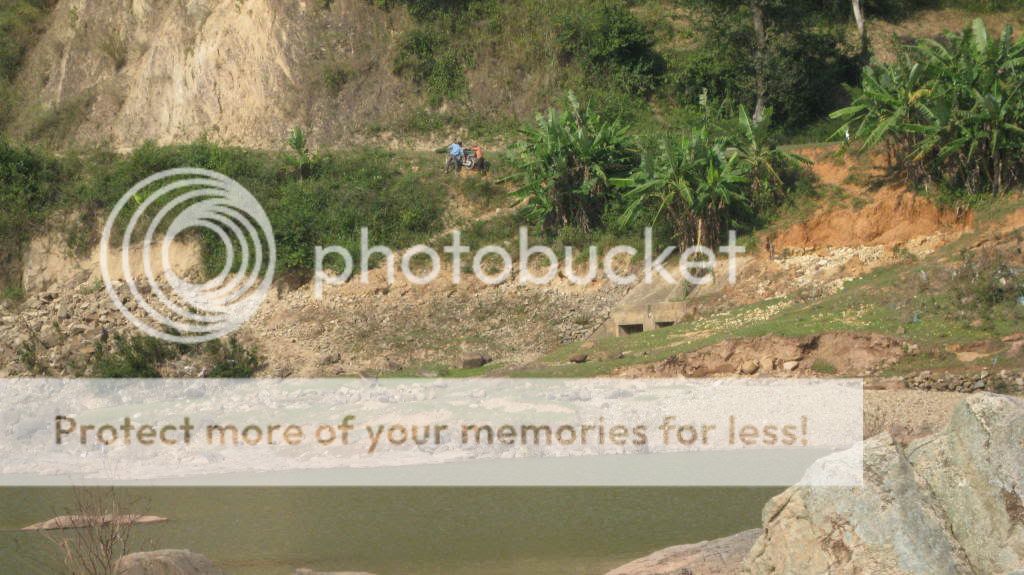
<box><xmin>614</xmin><ymin>127</ymin><xmax>749</xmax><ymax>247</ymax></box>
<box><xmin>731</xmin><ymin>105</ymin><xmax>809</xmax><ymax>211</ymax></box>
<box><xmin>508</xmin><ymin>92</ymin><xmax>635</xmax><ymax>232</ymax></box>
<box><xmin>832</xmin><ymin>18</ymin><xmax>1024</xmax><ymax>199</ymax></box>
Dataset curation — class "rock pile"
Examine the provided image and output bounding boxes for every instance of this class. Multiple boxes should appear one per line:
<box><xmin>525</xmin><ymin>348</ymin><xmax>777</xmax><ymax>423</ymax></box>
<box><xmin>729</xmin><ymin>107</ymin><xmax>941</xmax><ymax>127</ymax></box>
<box><xmin>0</xmin><ymin>279</ymin><xmax>133</xmax><ymax>376</ymax></box>
<box><xmin>624</xmin><ymin>333</ymin><xmax>905</xmax><ymax>378</ymax></box>
<box><xmin>902</xmin><ymin>369</ymin><xmax>1024</xmax><ymax>393</ymax></box>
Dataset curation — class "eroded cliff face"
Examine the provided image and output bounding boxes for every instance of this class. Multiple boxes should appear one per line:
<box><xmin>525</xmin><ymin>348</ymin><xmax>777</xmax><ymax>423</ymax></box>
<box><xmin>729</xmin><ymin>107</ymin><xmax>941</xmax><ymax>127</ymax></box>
<box><xmin>10</xmin><ymin>0</ymin><xmax>416</xmax><ymax>148</ymax></box>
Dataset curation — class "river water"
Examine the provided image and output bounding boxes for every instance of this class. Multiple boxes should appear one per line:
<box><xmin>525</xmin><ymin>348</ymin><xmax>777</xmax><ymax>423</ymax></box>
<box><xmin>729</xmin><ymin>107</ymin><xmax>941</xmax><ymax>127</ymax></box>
<box><xmin>0</xmin><ymin>487</ymin><xmax>778</xmax><ymax>574</ymax></box>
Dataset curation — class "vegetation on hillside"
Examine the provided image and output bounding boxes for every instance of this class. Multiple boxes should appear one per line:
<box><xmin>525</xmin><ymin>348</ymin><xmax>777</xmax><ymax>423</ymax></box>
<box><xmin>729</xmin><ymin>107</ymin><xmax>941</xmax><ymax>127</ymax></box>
<box><xmin>90</xmin><ymin>334</ymin><xmax>261</xmax><ymax>378</ymax></box>
<box><xmin>833</xmin><ymin>18</ymin><xmax>1024</xmax><ymax>203</ymax></box>
<box><xmin>0</xmin><ymin>138</ymin><xmax>449</xmax><ymax>289</ymax></box>
<box><xmin>0</xmin><ymin>2</ymin><xmax>1018</xmax><ymax>297</ymax></box>
<box><xmin>508</xmin><ymin>93</ymin><xmax>636</xmax><ymax>233</ymax></box>
<box><xmin>509</xmin><ymin>94</ymin><xmax>809</xmax><ymax>248</ymax></box>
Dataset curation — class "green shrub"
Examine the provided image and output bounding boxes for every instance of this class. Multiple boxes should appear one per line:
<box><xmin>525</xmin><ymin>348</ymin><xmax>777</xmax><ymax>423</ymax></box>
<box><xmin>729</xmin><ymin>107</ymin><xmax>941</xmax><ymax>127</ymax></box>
<box><xmin>67</xmin><ymin>140</ymin><xmax>447</xmax><ymax>279</ymax></box>
<box><xmin>320</xmin><ymin>61</ymin><xmax>352</xmax><ymax>95</ymax></box>
<box><xmin>832</xmin><ymin>19</ymin><xmax>1024</xmax><ymax>200</ymax></box>
<box><xmin>90</xmin><ymin>334</ymin><xmax>264</xmax><ymax>378</ymax></box>
<box><xmin>392</xmin><ymin>27</ymin><xmax>468</xmax><ymax>106</ymax></box>
<box><xmin>393</xmin><ymin>28</ymin><xmax>445</xmax><ymax>85</ymax></box>
<box><xmin>508</xmin><ymin>92</ymin><xmax>636</xmax><ymax>232</ymax></box>
<box><xmin>0</xmin><ymin>138</ymin><xmax>63</xmax><ymax>289</ymax></box>
<box><xmin>614</xmin><ymin>103</ymin><xmax>806</xmax><ymax>246</ymax></box>
<box><xmin>615</xmin><ymin>124</ymin><xmax>749</xmax><ymax>247</ymax></box>
<box><xmin>951</xmin><ymin>248</ymin><xmax>1023</xmax><ymax>319</ymax></box>
<box><xmin>555</xmin><ymin>0</ymin><xmax>665</xmax><ymax>96</ymax></box>
<box><xmin>91</xmin><ymin>334</ymin><xmax>184</xmax><ymax>378</ymax></box>
<box><xmin>203</xmin><ymin>337</ymin><xmax>262</xmax><ymax>378</ymax></box>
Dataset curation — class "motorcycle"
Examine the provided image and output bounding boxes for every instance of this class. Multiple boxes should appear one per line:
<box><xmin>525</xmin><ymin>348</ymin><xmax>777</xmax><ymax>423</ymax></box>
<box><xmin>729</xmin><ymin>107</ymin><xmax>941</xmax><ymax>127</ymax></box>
<box><xmin>444</xmin><ymin>147</ymin><xmax>487</xmax><ymax>174</ymax></box>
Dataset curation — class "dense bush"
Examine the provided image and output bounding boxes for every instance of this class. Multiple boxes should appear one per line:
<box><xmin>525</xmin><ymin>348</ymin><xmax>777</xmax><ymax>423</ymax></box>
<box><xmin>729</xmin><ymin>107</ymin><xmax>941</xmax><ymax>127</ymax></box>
<box><xmin>616</xmin><ymin>125</ymin><xmax>749</xmax><ymax>247</ymax></box>
<box><xmin>392</xmin><ymin>25</ymin><xmax>469</xmax><ymax>106</ymax></box>
<box><xmin>556</xmin><ymin>1</ymin><xmax>665</xmax><ymax>96</ymax></box>
<box><xmin>201</xmin><ymin>337</ymin><xmax>263</xmax><ymax>378</ymax></box>
<box><xmin>509</xmin><ymin>93</ymin><xmax>807</xmax><ymax>246</ymax></box>
<box><xmin>0</xmin><ymin>137</ymin><xmax>448</xmax><ymax>292</ymax></box>
<box><xmin>832</xmin><ymin>19</ymin><xmax>1024</xmax><ymax>200</ymax></box>
<box><xmin>508</xmin><ymin>93</ymin><xmax>636</xmax><ymax>232</ymax></box>
<box><xmin>372</xmin><ymin>0</ymin><xmax>489</xmax><ymax>20</ymax></box>
<box><xmin>672</xmin><ymin>0</ymin><xmax>859</xmax><ymax>130</ymax></box>
<box><xmin>90</xmin><ymin>334</ymin><xmax>186</xmax><ymax>378</ymax></box>
<box><xmin>386</xmin><ymin>0</ymin><xmax>499</xmax><ymax>106</ymax></box>
<box><xmin>91</xmin><ymin>334</ymin><xmax>262</xmax><ymax>378</ymax></box>
<box><xmin>0</xmin><ymin>139</ymin><xmax>62</xmax><ymax>287</ymax></box>
<box><xmin>614</xmin><ymin>105</ymin><xmax>806</xmax><ymax>246</ymax></box>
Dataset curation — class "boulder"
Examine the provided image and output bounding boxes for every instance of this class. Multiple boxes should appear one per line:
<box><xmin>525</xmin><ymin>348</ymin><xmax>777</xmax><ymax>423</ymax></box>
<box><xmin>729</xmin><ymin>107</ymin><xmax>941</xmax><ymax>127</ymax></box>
<box><xmin>568</xmin><ymin>353</ymin><xmax>589</xmax><ymax>364</ymax></box>
<box><xmin>605</xmin><ymin>529</ymin><xmax>760</xmax><ymax>575</ymax></box>
<box><xmin>114</xmin><ymin>550</ymin><xmax>222</xmax><ymax>575</ymax></box>
<box><xmin>739</xmin><ymin>360</ymin><xmax>760</xmax><ymax>375</ymax></box>
<box><xmin>744</xmin><ymin>394</ymin><xmax>1024</xmax><ymax>574</ymax></box>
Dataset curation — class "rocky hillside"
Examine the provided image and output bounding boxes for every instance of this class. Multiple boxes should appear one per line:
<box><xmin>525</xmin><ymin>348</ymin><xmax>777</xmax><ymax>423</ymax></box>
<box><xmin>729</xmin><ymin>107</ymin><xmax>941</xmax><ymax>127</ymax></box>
<box><xmin>9</xmin><ymin>1</ymin><xmax>1020</xmax><ymax>151</ymax></box>
<box><xmin>3</xmin><ymin>0</ymin><xmax>601</xmax><ymax>150</ymax></box>
<box><xmin>9</xmin><ymin>0</ymin><xmax>410</xmax><ymax>149</ymax></box>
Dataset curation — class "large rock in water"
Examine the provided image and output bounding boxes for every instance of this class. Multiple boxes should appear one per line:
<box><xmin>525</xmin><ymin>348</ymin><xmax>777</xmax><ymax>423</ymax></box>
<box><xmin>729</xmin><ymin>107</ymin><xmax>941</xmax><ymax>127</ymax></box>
<box><xmin>115</xmin><ymin>550</ymin><xmax>223</xmax><ymax>575</ymax></box>
<box><xmin>605</xmin><ymin>529</ymin><xmax>760</xmax><ymax>575</ymax></box>
<box><xmin>744</xmin><ymin>394</ymin><xmax>1024</xmax><ymax>574</ymax></box>
<box><xmin>21</xmin><ymin>514</ymin><xmax>167</xmax><ymax>531</ymax></box>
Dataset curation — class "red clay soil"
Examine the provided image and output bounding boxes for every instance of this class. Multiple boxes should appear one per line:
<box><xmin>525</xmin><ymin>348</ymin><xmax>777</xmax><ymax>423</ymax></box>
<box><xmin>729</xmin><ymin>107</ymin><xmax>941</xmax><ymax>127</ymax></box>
<box><xmin>773</xmin><ymin>148</ymin><xmax>969</xmax><ymax>250</ymax></box>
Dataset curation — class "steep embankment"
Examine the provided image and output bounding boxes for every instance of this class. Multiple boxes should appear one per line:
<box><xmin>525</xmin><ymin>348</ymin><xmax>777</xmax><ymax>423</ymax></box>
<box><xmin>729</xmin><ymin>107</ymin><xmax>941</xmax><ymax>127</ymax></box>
<box><xmin>4</xmin><ymin>0</ymin><xmax>596</xmax><ymax>150</ymax></box>
<box><xmin>10</xmin><ymin>0</ymin><xmax>408</xmax><ymax>149</ymax></box>
<box><xmin>772</xmin><ymin>146</ymin><xmax>969</xmax><ymax>251</ymax></box>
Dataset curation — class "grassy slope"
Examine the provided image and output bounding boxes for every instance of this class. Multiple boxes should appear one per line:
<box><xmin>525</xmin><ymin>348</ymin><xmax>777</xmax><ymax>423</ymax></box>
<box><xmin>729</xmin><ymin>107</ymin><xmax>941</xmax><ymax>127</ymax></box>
<box><xmin>462</xmin><ymin>196</ymin><xmax>1024</xmax><ymax>378</ymax></box>
<box><xmin>0</xmin><ymin>140</ymin><xmax>511</xmax><ymax>295</ymax></box>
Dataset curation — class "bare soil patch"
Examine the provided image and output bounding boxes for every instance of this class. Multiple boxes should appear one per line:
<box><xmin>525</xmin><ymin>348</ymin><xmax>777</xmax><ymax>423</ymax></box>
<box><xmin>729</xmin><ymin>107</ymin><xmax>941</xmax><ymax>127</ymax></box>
<box><xmin>773</xmin><ymin>149</ymin><xmax>968</xmax><ymax>251</ymax></box>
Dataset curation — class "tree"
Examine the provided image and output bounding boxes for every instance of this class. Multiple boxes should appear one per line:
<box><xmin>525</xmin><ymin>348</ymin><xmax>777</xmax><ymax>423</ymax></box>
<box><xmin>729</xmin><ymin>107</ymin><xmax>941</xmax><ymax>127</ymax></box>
<box><xmin>751</xmin><ymin>0</ymin><xmax>769</xmax><ymax>122</ymax></box>
<box><xmin>851</xmin><ymin>0</ymin><xmax>868</xmax><ymax>61</ymax></box>
<box><xmin>675</xmin><ymin>0</ymin><xmax>858</xmax><ymax>129</ymax></box>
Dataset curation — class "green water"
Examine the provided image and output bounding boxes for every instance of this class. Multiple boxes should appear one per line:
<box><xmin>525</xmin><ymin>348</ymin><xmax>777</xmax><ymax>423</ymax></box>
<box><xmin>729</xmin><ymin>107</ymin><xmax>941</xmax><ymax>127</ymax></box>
<box><xmin>0</xmin><ymin>488</ymin><xmax>778</xmax><ymax>574</ymax></box>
